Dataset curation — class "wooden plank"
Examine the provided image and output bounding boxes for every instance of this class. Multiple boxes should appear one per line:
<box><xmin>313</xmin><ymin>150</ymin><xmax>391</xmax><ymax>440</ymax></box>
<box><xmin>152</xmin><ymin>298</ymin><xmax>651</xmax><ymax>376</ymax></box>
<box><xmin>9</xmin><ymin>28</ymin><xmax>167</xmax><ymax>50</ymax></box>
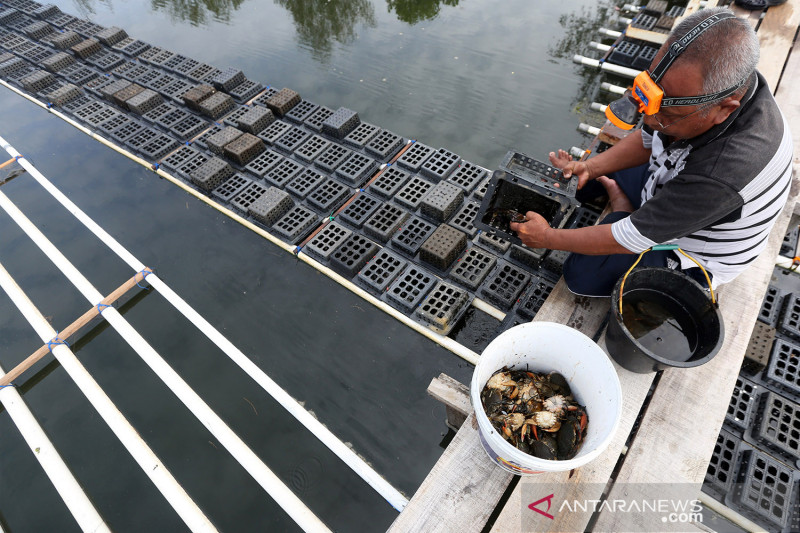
<box><xmin>428</xmin><ymin>373</ymin><xmax>471</xmax><ymax>430</ymax></box>
<box><xmin>729</xmin><ymin>3</ymin><xmax>762</xmax><ymax>28</ymax></box>
<box><xmin>592</xmin><ymin>191</ymin><xmax>799</xmax><ymax>531</ymax></box>
<box><xmin>624</xmin><ymin>26</ymin><xmax>669</xmax><ymax>44</ymax></box>
<box><xmin>386</xmin><ymin>412</ymin><xmax>514</xmax><ymax>533</ymax></box>
<box><xmin>755</xmin><ymin>0</ymin><xmax>800</xmax><ymax>92</ymax></box>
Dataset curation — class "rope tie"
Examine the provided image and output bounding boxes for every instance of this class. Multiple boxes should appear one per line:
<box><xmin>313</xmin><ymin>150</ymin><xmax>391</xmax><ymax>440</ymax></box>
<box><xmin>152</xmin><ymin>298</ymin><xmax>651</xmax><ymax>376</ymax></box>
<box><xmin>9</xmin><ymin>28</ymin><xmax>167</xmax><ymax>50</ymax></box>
<box><xmin>96</xmin><ymin>303</ymin><xmax>112</xmax><ymax>314</ymax></box>
<box><xmin>0</xmin><ymin>384</ymin><xmax>16</xmax><ymax>389</ymax></box>
<box><xmin>136</xmin><ymin>268</ymin><xmax>153</xmax><ymax>289</ymax></box>
<box><xmin>14</xmin><ymin>154</ymin><xmax>22</xmax><ymax>161</ymax></box>
<box><xmin>46</xmin><ymin>333</ymin><xmax>69</xmax><ymax>353</ymax></box>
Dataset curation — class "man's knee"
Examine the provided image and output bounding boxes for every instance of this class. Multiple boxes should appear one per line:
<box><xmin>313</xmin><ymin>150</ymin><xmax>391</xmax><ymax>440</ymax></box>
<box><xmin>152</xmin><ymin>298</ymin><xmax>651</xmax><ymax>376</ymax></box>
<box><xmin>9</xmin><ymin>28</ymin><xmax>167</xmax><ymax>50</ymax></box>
<box><xmin>562</xmin><ymin>253</ymin><xmax>616</xmax><ymax>297</ymax></box>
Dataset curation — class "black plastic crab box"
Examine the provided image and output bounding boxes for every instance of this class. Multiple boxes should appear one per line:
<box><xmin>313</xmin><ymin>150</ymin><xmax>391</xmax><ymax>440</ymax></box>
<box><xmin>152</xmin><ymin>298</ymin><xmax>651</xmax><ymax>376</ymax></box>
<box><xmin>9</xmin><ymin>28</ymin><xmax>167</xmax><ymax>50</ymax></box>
<box><xmin>473</xmin><ymin>151</ymin><xmax>579</xmax><ymax>245</ymax></box>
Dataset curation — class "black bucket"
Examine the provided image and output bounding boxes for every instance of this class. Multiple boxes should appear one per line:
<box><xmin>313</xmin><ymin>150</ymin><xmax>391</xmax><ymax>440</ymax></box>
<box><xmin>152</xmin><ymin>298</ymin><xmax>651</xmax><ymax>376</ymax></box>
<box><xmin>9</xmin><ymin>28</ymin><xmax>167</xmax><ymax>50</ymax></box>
<box><xmin>606</xmin><ymin>267</ymin><xmax>724</xmax><ymax>373</ymax></box>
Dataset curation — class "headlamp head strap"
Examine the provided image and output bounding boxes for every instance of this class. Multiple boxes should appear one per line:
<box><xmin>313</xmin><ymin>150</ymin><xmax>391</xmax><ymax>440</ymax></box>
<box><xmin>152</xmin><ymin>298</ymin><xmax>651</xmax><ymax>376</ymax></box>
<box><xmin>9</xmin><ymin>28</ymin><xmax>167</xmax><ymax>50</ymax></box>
<box><xmin>649</xmin><ymin>11</ymin><xmax>736</xmax><ymax>83</ymax></box>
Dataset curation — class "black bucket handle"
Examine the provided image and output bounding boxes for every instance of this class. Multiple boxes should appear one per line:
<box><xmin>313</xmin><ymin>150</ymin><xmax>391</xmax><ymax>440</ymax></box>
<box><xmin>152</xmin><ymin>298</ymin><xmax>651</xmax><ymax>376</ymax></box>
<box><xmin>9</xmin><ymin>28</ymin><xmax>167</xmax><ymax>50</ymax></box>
<box><xmin>618</xmin><ymin>244</ymin><xmax>717</xmax><ymax>316</ymax></box>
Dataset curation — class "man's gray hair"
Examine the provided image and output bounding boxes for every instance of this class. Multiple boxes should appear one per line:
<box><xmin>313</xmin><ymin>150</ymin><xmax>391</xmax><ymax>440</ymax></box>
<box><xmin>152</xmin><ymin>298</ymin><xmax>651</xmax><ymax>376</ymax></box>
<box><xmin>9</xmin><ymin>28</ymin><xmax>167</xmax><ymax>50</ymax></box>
<box><xmin>667</xmin><ymin>7</ymin><xmax>759</xmax><ymax>95</ymax></box>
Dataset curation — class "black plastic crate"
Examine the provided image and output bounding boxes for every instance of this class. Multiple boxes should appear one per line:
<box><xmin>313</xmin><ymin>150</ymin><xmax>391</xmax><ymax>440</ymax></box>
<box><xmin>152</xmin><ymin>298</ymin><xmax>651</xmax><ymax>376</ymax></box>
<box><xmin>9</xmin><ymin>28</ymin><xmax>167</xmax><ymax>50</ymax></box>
<box><xmin>237</xmin><ymin>106</ymin><xmax>274</xmax><ymax>135</ymax></box>
<box><xmin>109</xmin><ymin>117</ymin><xmax>146</xmax><ymax>143</ymax></box>
<box><xmin>161</xmin><ymin>145</ymin><xmax>203</xmax><ymax>172</ymax></box>
<box><xmin>191</xmin><ymin>156</ymin><xmax>234</xmax><ymax>192</ymax></box>
<box><xmin>94</xmin><ymin>26</ymin><xmax>126</xmax><ymax>46</ymax></box>
<box><xmin>419</xmin><ymin>224</ymin><xmax>467</xmax><ymax>272</ymax></box>
<box><xmin>631</xmin><ymin>12</ymin><xmax>657</xmax><ymax>31</ymax></box>
<box><xmin>421</xmin><ymin>148</ymin><xmax>460</xmax><ymax>181</ymax></box>
<box><xmin>752</xmin><ymin>391</ymin><xmax>800</xmax><ymax>465</ymax></box>
<box><xmin>767</xmin><ymin>338</ymin><xmax>800</xmax><ymax>402</ymax></box>
<box><xmin>781</xmin><ymin>225</ymin><xmax>799</xmax><ymax>257</ymax></box>
<box><xmin>368</xmin><ymin>166</ymin><xmax>411</xmax><ymax>199</ymax></box>
<box><xmin>139</xmin><ymin>133</ymin><xmax>179</xmax><ymax>162</ymax></box>
<box><xmin>743</xmin><ymin>321</ymin><xmax>777</xmax><ymax>376</ymax></box>
<box><xmin>248</xmin><ymin>187</ymin><xmax>294</xmax><ymax>226</ymax></box>
<box><xmin>229</xmin><ymin>78</ymin><xmax>263</xmax><ymax>103</ymax></box>
<box><xmin>293</xmin><ymin>134</ymin><xmax>331</xmax><ymax>164</ymax></box>
<box><xmin>70</xmin><ymin>38</ymin><xmax>101</xmax><ymax>59</ymax></box>
<box><xmin>221</xmin><ymin>106</ymin><xmax>250</xmax><ymax>128</ymax></box>
<box><xmin>206</xmin><ymin>126</ymin><xmax>243</xmax><ymax>155</ymax></box>
<box><xmin>727</xmin><ymin>376</ymin><xmax>761</xmax><ymax>432</ymax></box>
<box><xmin>329</xmin><ymin>234</ymin><xmax>379</xmax><ymax>278</ymax></box>
<box><xmin>32</xmin><ymin>4</ymin><xmax>60</xmax><ymax>19</ymax></box>
<box><xmin>50</xmin><ymin>30</ymin><xmax>81</xmax><ymax>50</ymax></box>
<box><xmin>46</xmin><ymin>82</ymin><xmax>80</xmax><ymax>106</ymax></box>
<box><xmin>111</xmin><ymin>60</ymin><xmax>140</xmax><ymax>80</ymax></box>
<box><xmin>314</xmin><ymin>143</ymin><xmax>352</xmax><ymax>174</ymax></box>
<box><xmin>193</xmin><ymin>123</ymin><xmax>222</xmax><ymax>150</ymax></box>
<box><xmin>448</xmin><ymin>201</ymin><xmax>480</xmax><ymax>238</ymax></box>
<box><xmin>148</xmin><ymin>72</ymin><xmax>180</xmax><ymax>94</ymax></box>
<box><xmin>223</xmin><ymin>133</ymin><xmax>265</xmax><ymax>166</ymax></box>
<box><xmin>343</xmin><ymin>122</ymin><xmax>379</xmax><ymax>149</ymax></box>
<box><xmin>23</xmin><ymin>20</ymin><xmax>53</xmax><ymax>40</ymax></box>
<box><xmin>364</xmin><ymin>203</ymin><xmax>409</xmax><ymax>243</ymax></box>
<box><xmin>182</xmin><ymin>84</ymin><xmax>216</xmax><ymax>111</ymax></box>
<box><xmin>302</xmin><ymin>222</ymin><xmax>352</xmax><ymax>262</ymax></box>
<box><xmin>285</xmin><ymin>167</ymin><xmax>327</xmax><ymax>199</ymax></box>
<box><xmin>321</xmin><ymin>106</ymin><xmax>359</xmax><ymax>139</ymax></box>
<box><xmin>384</xmin><ymin>265</ymin><xmax>436</xmax><ymax>313</ymax></box>
<box><xmin>390</xmin><ymin>216</ymin><xmax>436</xmax><ymax>257</ymax></box>
<box><xmin>20</xmin><ymin>69</ymin><xmax>55</xmax><ymax>92</ymax></box>
<box><xmin>169</xmin><ymin>114</ymin><xmax>208</xmax><ymax>141</ymax></box>
<box><xmin>199</xmin><ymin>91</ymin><xmax>235</xmax><ymax>120</ymax></box>
<box><xmin>516</xmin><ymin>273</ymin><xmax>557</xmax><ymax>319</ymax></box>
<box><xmin>449</xmin><ymin>246</ymin><xmax>497</xmax><ymax>291</ymax></box>
<box><xmin>124</xmin><ymin>125</ymin><xmax>160</xmax><ymax>153</ymax></box>
<box><xmin>703</xmin><ymin>429</ymin><xmax>742</xmax><ymax>503</ymax></box>
<box><xmin>0</xmin><ymin>57</ymin><xmax>31</xmax><ymax>79</ymax></box>
<box><xmin>306</xmin><ymin>178</ymin><xmax>351</xmax><ymax>214</ymax></box>
<box><xmin>730</xmin><ymin>447</ymin><xmax>800</xmax><ymax>533</ymax></box>
<box><xmin>273</xmin><ymin>125</ymin><xmax>311</xmax><ymax>155</ymax></box>
<box><xmin>420</xmin><ymin>181</ymin><xmax>464</xmax><ymax>223</ymax></box>
<box><xmin>509</xmin><ymin>244</ymin><xmax>546</xmax><ymax>269</ymax></box>
<box><xmin>364</xmin><ymin>129</ymin><xmax>404</xmax><ymax>162</ymax></box>
<box><xmin>272</xmin><ymin>205</ymin><xmax>319</xmax><ymax>244</ymax></box>
<box><xmin>230</xmin><ymin>181</ymin><xmax>268</xmax><ymax>213</ymax></box>
<box><xmin>479</xmin><ymin>260</ymin><xmax>531</xmax><ymax>311</ymax></box>
<box><xmin>780</xmin><ymin>293</ymin><xmax>800</xmax><ymax>340</ymax></box>
<box><xmin>304</xmin><ymin>105</ymin><xmax>334</xmax><ymax>132</ymax></box>
<box><xmin>257</xmin><ymin>119</ymin><xmax>292</xmax><ymax>145</ymax></box>
<box><xmin>46</xmin><ymin>12</ymin><xmax>76</xmax><ymax>29</ymax></box>
<box><xmin>284</xmin><ymin>99</ymin><xmax>319</xmax><ymax>124</ymax></box>
<box><xmin>72</xmin><ymin>99</ymin><xmax>110</xmax><ymax>123</ymax></box>
<box><xmin>448</xmin><ymin>162</ymin><xmax>487</xmax><ymax>192</ymax></box>
<box><xmin>141</xmin><ymin>102</ymin><xmax>178</xmax><ymax>125</ymax></box>
<box><xmin>84</xmin><ymin>76</ymin><xmax>119</xmax><ymax>99</ymax></box>
<box><xmin>173</xmin><ymin>150</ymin><xmax>210</xmax><ymax>179</ymax></box>
<box><xmin>170</xmin><ymin>57</ymin><xmax>200</xmax><ymax>78</ymax></box>
<box><xmin>414</xmin><ymin>281</ymin><xmax>471</xmax><ymax>335</ymax></box>
<box><xmin>97</xmin><ymin>113</ymin><xmax>130</xmax><ymax>136</ymax></box>
<box><xmin>111</xmin><ymin>82</ymin><xmax>146</xmax><ymax>109</ymax></box>
<box><xmin>337</xmin><ymin>193</ymin><xmax>382</xmax><ymax>229</ymax></box>
<box><xmin>212</xmin><ymin>173</ymin><xmax>251</xmax><ymax>203</ymax></box>
<box><xmin>760</xmin><ymin>285</ymin><xmax>785</xmax><ymax>327</ymax></box>
<box><xmin>633</xmin><ymin>45</ymin><xmax>658</xmax><ymax>71</ymax></box>
<box><xmin>162</xmin><ymin>78</ymin><xmax>193</xmax><ymax>103</ymax></box>
<box><xmin>251</xmin><ymin>87</ymin><xmax>279</xmax><ymax>108</ymax></box>
<box><xmin>146</xmin><ymin>49</ymin><xmax>177</xmax><ymax>69</ymax></box>
<box><xmin>356</xmin><ymin>248</ymin><xmax>407</xmax><ymax>295</ymax></box>
<box><xmin>245</xmin><ymin>149</ymin><xmax>283</xmax><ymax>178</ymax></box>
<box><xmin>117</xmin><ymin>39</ymin><xmax>150</xmax><ymax>58</ymax></box>
<box><xmin>608</xmin><ymin>40</ymin><xmax>641</xmax><ymax>68</ymax></box>
<box><xmin>187</xmin><ymin>63</ymin><xmax>220</xmax><ymax>83</ymax></box>
<box><xmin>542</xmin><ymin>249</ymin><xmax>570</xmax><ymax>276</ymax></box>
<box><xmin>395</xmin><ymin>175</ymin><xmax>435</xmax><ymax>211</ymax></box>
<box><xmin>125</xmin><ymin>88</ymin><xmax>163</xmax><ymax>115</ymax></box>
<box><xmin>395</xmin><ymin>141</ymin><xmax>434</xmax><ymax>173</ymax></box>
<box><xmin>266</xmin><ymin>87</ymin><xmax>300</xmax><ymax>117</ymax></box>
<box><xmin>265</xmin><ymin>157</ymin><xmax>304</xmax><ymax>188</ymax></box>
<box><xmin>335</xmin><ymin>152</ymin><xmax>377</xmax><ymax>187</ymax></box>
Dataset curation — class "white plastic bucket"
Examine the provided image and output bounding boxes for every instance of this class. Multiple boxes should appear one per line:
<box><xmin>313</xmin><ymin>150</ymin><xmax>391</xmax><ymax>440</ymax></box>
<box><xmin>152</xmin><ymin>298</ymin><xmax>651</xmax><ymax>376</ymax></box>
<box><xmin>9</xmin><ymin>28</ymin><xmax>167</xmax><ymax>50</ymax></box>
<box><xmin>470</xmin><ymin>322</ymin><xmax>622</xmax><ymax>474</ymax></box>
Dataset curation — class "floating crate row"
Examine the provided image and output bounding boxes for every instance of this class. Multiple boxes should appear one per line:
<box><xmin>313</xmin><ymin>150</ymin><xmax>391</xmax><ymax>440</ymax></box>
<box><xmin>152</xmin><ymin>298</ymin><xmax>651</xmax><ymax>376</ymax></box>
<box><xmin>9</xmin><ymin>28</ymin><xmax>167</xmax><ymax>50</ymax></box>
<box><xmin>0</xmin><ymin>0</ymin><xmax>600</xmax><ymax>345</ymax></box>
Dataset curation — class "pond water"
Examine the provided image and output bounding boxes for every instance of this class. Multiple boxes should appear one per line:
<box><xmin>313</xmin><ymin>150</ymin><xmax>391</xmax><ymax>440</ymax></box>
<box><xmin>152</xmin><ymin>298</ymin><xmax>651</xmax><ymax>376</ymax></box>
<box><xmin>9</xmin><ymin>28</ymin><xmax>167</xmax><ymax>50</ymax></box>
<box><xmin>0</xmin><ymin>0</ymin><xmax>623</xmax><ymax>531</ymax></box>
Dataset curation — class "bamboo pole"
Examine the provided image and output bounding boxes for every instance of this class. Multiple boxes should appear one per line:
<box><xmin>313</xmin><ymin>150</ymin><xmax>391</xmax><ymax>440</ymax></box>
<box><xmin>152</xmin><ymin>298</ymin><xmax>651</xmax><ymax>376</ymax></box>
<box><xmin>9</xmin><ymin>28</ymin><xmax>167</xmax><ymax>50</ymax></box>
<box><xmin>0</xmin><ymin>269</ymin><xmax>151</xmax><ymax>388</ymax></box>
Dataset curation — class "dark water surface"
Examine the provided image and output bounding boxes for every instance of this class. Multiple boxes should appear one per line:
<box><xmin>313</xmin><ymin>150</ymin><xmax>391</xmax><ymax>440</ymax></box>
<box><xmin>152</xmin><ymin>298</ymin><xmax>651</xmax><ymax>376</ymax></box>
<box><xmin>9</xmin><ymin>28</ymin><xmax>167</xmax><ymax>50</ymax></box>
<box><xmin>0</xmin><ymin>0</ymin><xmax>621</xmax><ymax>531</ymax></box>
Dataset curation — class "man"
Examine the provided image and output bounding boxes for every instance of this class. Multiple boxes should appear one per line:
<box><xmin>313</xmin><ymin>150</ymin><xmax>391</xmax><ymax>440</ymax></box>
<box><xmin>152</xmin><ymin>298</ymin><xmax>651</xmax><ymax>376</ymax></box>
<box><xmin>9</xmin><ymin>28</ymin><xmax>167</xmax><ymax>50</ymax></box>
<box><xmin>510</xmin><ymin>7</ymin><xmax>793</xmax><ymax>296</ymax></box>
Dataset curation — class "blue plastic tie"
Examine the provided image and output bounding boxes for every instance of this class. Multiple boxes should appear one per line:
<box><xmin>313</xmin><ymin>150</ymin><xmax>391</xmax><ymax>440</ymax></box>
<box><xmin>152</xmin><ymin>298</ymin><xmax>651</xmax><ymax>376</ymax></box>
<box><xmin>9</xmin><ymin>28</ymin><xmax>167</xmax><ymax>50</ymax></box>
<box><xmin>185</xmin><ymin>141</ymin><xmax>190</xmax><ymax>146</ymax></box>
<box><xmin>153</xmin><ymin>162</ymin><xmax>160</xmax><ymax>170</ymax></box>
<box><xmin>96</xmin><ymin>303</ymin><xmax>112</xmax><ymax>314</ymax></box>
<box><xmin>46</xmin><ymin>334</ymin><xmax>69</xmax><ymax>353</ymax></box>
<box><xmin>14</xmin><ymin>155</ymin><xmax>22</xmax><ymax>161</ymax></box>
<box><xmin>46</xmin><ymin>102</ymin><xmax>53</xmax><ymax>108</ymax></box>
<box><xmin>136</xmin><ymin>268</ymin><xmax>153</xmax><ymax>289</ymax></box>
<box><xmin>0</xmin><ymin>384</ymin><xmax>16</xmax><ymax>390</ymax></box>
<box><xmin>293</xmin><ymin>245</ymin><xmax>302</xmax><ymax>255</ymax></box>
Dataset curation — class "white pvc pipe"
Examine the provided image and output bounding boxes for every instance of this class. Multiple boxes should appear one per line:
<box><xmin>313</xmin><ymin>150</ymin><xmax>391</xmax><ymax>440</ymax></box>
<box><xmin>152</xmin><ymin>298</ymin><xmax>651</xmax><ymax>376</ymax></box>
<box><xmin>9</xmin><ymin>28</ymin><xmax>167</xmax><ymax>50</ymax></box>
<box><xmin>572</xmin><ymin>55</ymin><xmax>639</xmax><ymax>78</ymax></box>
<box><xmin>0</xmin><ymin>364</ymin><xmax>110</xmax><ymax>533</ymax></box>
<box><xmin>0</xmin><ymin>262</ymin><xmax>216</xmax><ymax>533</ymax></box>
<box><xmin>698</xmin><ymin>493</ymin><xmax>767</xmax><ymax>533</ymax></box>
<box><xmin>598</xmin><ymin>27</ymin><xmax>623</xmax><ymax>38</ymax></box>
<box><xmin>601</xmin><ymin>82</ymin><xmax>628</xmax><ymax>95</ymax></box>
<box><xmin>569</xmin><ymin>147</ymin><xmax>587</xmax><ymax>159</ymax></box>
<box><xmin>0</xmin><ymin>191</ymin><xmax>330</xmax><ymax>533</ymax></box>
<box><xmin>619</xmin><ymin>17</ymin><xmax>633</xmax><ymax>26</ymax></box>
<box><xmin>589</xmin><ymin>41</ymin><xmax>611</xmax><ymax>53</ymax></box>
<box><xmin>471</xmin><ymin>298</ymin><xmax>506</xmax><ymax>322</ymax></box>
<box><xmin>591</xmin><ymin>102</ymin><xmax>608</xmax><ymax>113</ymax></box>
<box><xmin>622</xmin><ymin>4</ymin><xmax>641</xmax><ymax>13</ymax></box>
<box><xmin>578</xmin><ymin>123</ymin><xmax>601</xmax><ymax>136</ymax></box>
<box><xmin>0</xmin><ymin>135</ymin><xmax>411</xmax><ymax>510</ymax></box>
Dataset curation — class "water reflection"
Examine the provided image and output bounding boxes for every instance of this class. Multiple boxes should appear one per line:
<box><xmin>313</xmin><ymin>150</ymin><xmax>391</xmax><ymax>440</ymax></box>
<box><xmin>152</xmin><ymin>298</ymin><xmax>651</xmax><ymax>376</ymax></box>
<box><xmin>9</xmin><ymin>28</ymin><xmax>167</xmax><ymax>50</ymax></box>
<box><xmin>274</xmin><ymin>0</ymin><xmax>376</xmax><ymax>62</ymax></box>
<box><xmin>149</xmin><ymin>0</ymin><xmax>246</xmax><ymax>26</ymax></box>
<box><xmin>386</xmin><ymin>0</ymin><xmax>459</xmax><ymax>24</ymax></box>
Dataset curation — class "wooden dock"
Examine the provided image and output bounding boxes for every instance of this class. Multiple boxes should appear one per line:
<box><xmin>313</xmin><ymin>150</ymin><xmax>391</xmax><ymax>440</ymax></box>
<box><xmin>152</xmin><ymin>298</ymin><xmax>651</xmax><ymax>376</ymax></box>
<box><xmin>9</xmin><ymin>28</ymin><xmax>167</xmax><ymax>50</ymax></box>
<box><xmin>390</xmin><ymin>0</ymin><xmax>800</xmax><ymax>530</ymax></box>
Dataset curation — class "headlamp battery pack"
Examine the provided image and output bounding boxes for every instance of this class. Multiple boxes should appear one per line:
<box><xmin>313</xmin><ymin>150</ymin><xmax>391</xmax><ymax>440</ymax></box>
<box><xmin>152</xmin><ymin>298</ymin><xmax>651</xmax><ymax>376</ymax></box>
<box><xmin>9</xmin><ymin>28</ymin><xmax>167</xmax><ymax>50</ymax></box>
<box><xmin>473</xmin><ymin>151</ymin><xmax>579</xmax><ymax>245</ymax></box>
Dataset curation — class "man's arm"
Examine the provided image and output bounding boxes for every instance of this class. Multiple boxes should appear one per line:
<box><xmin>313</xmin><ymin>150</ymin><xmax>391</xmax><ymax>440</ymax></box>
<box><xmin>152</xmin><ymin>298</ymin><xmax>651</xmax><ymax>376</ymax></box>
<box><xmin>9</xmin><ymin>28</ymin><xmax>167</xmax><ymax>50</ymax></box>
<box><xmin>511</xmin><ymin>214</ymin><xmax>632</xmax><ymax>255</ymax></box>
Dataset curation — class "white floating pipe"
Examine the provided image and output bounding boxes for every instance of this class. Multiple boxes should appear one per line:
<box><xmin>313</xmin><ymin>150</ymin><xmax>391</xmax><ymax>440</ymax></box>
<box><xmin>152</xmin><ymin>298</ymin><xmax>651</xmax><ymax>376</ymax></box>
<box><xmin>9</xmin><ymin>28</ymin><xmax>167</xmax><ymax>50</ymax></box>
<box><xmin>0</xmin><ymin>363</ymin><xmax>110</xmax><ymax>533</ymax></box>
<box><xmin>0</xmin><ymin>135</ymin><xmax>412</xmax><ymax>510</ymax></box>
<box><xmin>573</xmin><ymin>56</ymin><xmax>640</xmax><ymax>78</ymax></box>
<box><xmin>591</xmin><ymin>102</ymin><xmax>608</xmax><ymax>113</ymax></box>
<box><xmin>619</xmin><ymin>17</ymin><xmax>633</xmax><ymax>26</ymax></box>
<box><xmin>622</xmin><ymin>3</ymin><xmax>642</xmax><ymax>13</ymax></box>
<box><xmin>0</xmin><ymin>192</ymin><xmax>330</xmax><ymax>533</ymax></box>
<box><xmin>468</xmin><ymin>297</ymin><xmax>506</xmax><ymax>322</ymax></box>
<box><xmin>0</xmin><ymin>262</ymin><xmax>216</xmax><ymax>533</ymax></box>
<box><xmin>588</xmin><ymin>41</ymin><xmax>611</xmax><ymax>53</ymax></box>
<box><xmin>601</xmin><ymin>82</ymin><xmax>628</xmax><ymax>95</ymax></box>
<box><xmin>569</xmin><ymin>147</ymin><xmax>587</xmax><ymax>159</ymax></box>
<box><xmin>698</xmin><ymin>493</ymin><xmax>767</xmax><ymax>533</ymax></box>
<box><xmin>598</xmin><ymin>27</ymin><xmax>623</xmax><ymax>38</ymax></box>
<box><xmin>578</xmin><ymin>123</ymin><xmax>602</xmax><ymax>136</ymax></box>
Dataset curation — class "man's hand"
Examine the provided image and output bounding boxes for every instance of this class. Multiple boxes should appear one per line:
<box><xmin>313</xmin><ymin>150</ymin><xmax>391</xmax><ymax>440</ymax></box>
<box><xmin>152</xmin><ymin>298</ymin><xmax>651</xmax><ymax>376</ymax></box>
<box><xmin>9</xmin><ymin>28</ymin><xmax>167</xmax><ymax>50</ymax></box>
<box><xmin>509</xmin><ymin>211</ymin><xmax>550</xmax><ymax>249</ymax></box>
<box><xmin>548</xmin><ymin>149</ymin><xmax>593</xmax><ymax>189</ymax></box>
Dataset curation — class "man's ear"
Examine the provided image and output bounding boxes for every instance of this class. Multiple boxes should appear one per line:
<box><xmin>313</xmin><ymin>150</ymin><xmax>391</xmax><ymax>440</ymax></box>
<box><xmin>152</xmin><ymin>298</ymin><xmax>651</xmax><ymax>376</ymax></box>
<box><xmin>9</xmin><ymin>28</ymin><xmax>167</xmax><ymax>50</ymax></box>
<box><xmin>711</xmin><ymin>97</ymin><xmax>741</xmax><ymax>125</ymax></box>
